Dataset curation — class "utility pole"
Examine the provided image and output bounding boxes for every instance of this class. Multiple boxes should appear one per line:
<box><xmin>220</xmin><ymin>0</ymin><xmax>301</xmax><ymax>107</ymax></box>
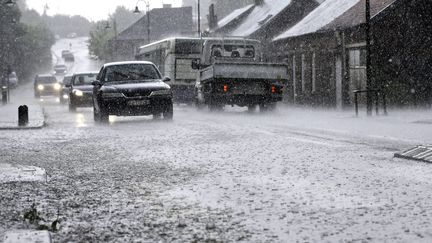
<box><xmin>365</xmin><ymin>0</ymin><xmax>372</xmax><ymax>116</ymax></box>
<box><xmin>197</xmin><ymin>0</ymin><xmax>201</xmax><ymax>37</ymax></box>
<box><xmin>146</xmin><ymin>2</ymin><xmax>150</xmax><ymax>43</ymax></box>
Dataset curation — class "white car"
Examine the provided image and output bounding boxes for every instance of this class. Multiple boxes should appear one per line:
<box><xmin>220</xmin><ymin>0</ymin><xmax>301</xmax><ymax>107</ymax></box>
<box><xmin>54</xmin><ymin>64</ymin><xmax>67</xmax><ymax>74</ymax></box>
<box><xmin>8</xmin><ymin>72</ymin><xmax>18</xmax><ymax>88</ymax></box>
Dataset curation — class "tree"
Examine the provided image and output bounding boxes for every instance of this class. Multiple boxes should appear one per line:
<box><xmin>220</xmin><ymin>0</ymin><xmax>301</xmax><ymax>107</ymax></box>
<box><xmin>87</xmin><ymin>6</ymin><xmax>142</xmax><ymax>61</ymax></box>
<box><xmin>88</xmin><ymin>21</ymin><xmax>115</xmax><ymax>60</ymax></box>
<box><xmin>0</xmin><ymin>3</ymin><xmax>55</xmax><ymax>83</ymax></box>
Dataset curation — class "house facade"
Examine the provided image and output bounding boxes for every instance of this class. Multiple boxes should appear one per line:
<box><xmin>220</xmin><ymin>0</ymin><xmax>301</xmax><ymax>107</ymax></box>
<box><xmin>271</xmin><ymin>0</ymin><xmax>432</xmax><ymax>108</ymax></box>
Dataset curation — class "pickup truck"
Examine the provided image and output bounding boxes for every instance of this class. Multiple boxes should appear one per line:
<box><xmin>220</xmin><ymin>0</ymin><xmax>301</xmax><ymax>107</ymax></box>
<box><xmin>193</xmin><ymin>38</ymin><xmax>287</xmax><ymax>112</ymax></box>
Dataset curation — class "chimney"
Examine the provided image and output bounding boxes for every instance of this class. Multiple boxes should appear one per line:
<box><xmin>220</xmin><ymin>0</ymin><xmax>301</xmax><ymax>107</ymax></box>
<box><xmin>163</xmin><ymin>4</ymin><xmax>172</xmax><ymax>8</ymax></box>
<box><xmin>255</xmin><ymin>0</ymin><xmax>264</xmax><ymax>5</ymax></box>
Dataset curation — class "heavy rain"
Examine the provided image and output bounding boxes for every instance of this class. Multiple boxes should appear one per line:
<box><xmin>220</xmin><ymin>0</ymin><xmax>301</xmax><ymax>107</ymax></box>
<box><xmin>1</xmin><ymin>0</ymin><xmax>432</xmax><ymax>242</ymax></box>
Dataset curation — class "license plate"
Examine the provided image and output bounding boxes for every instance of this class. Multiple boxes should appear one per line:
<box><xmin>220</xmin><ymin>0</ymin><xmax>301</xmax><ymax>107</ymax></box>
<box><xmin>128</xmin><ymin>100</ymin><xmax>150</xmax><ymax>106</ymax></box>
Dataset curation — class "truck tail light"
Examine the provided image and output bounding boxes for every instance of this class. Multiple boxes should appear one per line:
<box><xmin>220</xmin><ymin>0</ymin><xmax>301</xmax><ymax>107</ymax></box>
<box><xmin>223</xmin><ymin>84</ymin><xmax>229</xmax><ymax>92</ymax></box>
<box><xmin>271</xmin><ymin>86</ymin><xmax>277</xmax><ymax>93</ymax></box>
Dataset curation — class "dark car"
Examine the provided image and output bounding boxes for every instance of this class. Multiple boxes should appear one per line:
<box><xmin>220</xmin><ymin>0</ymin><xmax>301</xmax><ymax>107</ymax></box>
<box><xmin>92</xmin><ymin>61</ymin><xmax>173</xmax><ymax>122</ymax></box>
<box><xmin>34</xmin><ymin>74</ymin><xmax>61</xmax><ymax>98</ymax></box>
<box><xmin>59</xmin><ymin>75</ymin><xmax>73</xmax><ymax>104</ymax></box>
<box><xmin>53</xmin><ymin>64</ymin><xmax>67</xmax><ymax>74</ymax></box>
<box><xmin>67</xmin><ymin>72</ymin><xmax>98</xmax><ymax>111</ymax></box>
<box><xmin>64</xmin><ymin>53</ymin><xmax>75</xmax><ymax>62</ymax></box>
<box><xmin>61</xmin><ymin>50</ymin><xmax>70</xmax><ymax>58</ymax></box>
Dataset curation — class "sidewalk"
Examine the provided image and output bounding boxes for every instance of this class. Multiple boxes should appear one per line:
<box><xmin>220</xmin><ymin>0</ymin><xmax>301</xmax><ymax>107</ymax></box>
<box><xmin>0</xmin><ymin>76</ymin><xmax>48</xmax><ymax>130</ymax></box>
<box><xmin>0</xmin><ymin>104</ymin><xmax>45</xmax><ymax>130</ymax></box>
<box><xmin>272</xmin><ymin>106</ymin><xmax>432</xmax><ymax>146</ymax></box>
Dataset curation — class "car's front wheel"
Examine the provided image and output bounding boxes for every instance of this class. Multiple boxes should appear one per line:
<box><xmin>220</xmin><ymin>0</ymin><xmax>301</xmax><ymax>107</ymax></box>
<box><xmin>93</xmin><ymin>107</ymin><xmax>100</xmax><ymax>122</ymax></box>
<box><xmin>163</xmin><ymin>102</ymin><xmax>173</xmax><ymax>120</ymax></box>
<box><xmin>68</xmin><ymin>103</ymin><xmax>76</xmax><ymax>112</ymax></box>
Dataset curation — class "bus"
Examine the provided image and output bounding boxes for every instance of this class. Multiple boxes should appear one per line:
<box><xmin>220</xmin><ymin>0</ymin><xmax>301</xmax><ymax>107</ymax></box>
<box><xmin>136</xmin><ymin>37</ymin><xmax>204</xmax><ymax>103</ymax></box>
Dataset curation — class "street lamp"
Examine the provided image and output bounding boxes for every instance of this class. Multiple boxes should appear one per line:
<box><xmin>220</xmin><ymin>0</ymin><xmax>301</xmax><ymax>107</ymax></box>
<box><xmin>133</xmin><ymin>0</ymin><xmax>150</xmax><ymax>43</ymax></box>
<box><xmin>197</xmin><ymin>0</ymin><xmax>201</xmax><ymax>37</ymax></box>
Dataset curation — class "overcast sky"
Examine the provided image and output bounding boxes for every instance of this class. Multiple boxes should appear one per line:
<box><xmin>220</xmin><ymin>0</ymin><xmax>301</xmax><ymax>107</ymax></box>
<box><xmin>26</xmin><ymin>0</ymin><xmax>183</xmax><ymax>21</ymax></box>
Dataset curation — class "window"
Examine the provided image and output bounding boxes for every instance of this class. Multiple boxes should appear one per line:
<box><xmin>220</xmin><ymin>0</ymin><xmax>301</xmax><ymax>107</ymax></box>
<box><xmin>72</xmin><ymin>74</ymin><xmax>97</xmax><ymax>85</ymax></box>
<box><xmin>211</xmin><ymin>44</ymin><xmax>255</xmax><ymax>58</ymax></box>
<box><xmin>175</xmin><ymin>40</ymin><xmax>202</xmax><ymax>54</ymax></box>
<box><xmin>348</xmin><ymin>49</ymin><xmax>367</xmax><ymax>103</ymax></box>
<box><xmin>104</xmin><ymin>64</ymin><xmax>161</xmax><ymax>82</ymax></box>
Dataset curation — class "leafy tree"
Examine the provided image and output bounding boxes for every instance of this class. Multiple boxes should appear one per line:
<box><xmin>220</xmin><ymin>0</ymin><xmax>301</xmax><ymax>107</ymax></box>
<box><xmin>0</xmin><ymin>2</ymin><xmax>54</xmax><ymax>83</ymax></box>
<box><xmin>88</xmin><ymin>21</ymin><xmax>115</xmax><ymax>60</ymax></box>
<box><xmin>87</xmin><ymin>6</ymin><xmax>142</xmax><ymax>60</ymax></box>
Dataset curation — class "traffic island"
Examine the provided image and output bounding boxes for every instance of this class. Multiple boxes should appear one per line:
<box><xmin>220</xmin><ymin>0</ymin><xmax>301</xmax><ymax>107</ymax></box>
<box><xmin>0</xmin><ymin>105</ymin><xmax>45</xmax><ymax>130</ymax></box>
<box><xmin>3</xmin><ymin>230</ymin><xmax>52</xmax><ymax>243</ymax></box>
<box><xmin>0</xmin><ymin>163</ymin><xmax>47</xmax><ymax>183</ymax></box>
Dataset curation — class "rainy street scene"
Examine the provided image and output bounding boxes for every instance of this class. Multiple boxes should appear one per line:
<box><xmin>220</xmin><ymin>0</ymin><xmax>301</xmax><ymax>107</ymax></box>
<box><xmin>1</xmin><ymin>0</ymin><xmax>432</xmax><ymax>242</ymax></box>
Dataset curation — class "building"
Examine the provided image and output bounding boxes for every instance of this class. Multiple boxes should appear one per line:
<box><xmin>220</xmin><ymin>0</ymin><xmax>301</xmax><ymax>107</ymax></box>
<box><xmin>271</xmin><ymin>0</ymin><xmax>432</xmax><ymax>108</ymax></box>
<box><xmin>108</xmin><ymin>6</ymin><xmax>193</xmax><ymax>61</ymax></box>
<box><xmin>211</xmin><ymin>0</ymin><xmax>320</xmax><ymax>48</ymax></box>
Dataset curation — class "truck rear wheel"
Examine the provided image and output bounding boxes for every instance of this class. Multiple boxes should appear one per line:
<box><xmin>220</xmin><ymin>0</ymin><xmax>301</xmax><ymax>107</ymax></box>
<box><xmin>163</xmin><ymin>102</ymin><xmax>173</xmax><ymax>120</ymax></box>
<box><xmin>209</xmin><ymin>103</ymin><xmax>223</xmax><ymax>111</ymax></box>
<box><xmin>247</xmin><ymin>105</ymin><xmax>256</xmax><ymax>113</ymax></box>
<box><xmin>69</xmin><ymin>104</ymin><xmax>76</xmax><ymax>112</ymax></box>
<box><xmin>208</xmin><ymin>98</ymin><xmax>223</xmax><ymax>111</ymax></box>
<box><xmin>259</xmin><ymin>102</ymin><xmax>276</xmax><ymax>113</ymax></box>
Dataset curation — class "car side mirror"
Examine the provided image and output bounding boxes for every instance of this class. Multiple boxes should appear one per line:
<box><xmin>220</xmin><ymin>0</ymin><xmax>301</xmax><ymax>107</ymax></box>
<box><xmin>91</xmin><ymin>80</ymin><xmax>102</xmax><ymax>86</ymax></box>
<box><xmin>162</xmin><ymin>77</ymin><xmax>171</xmax><ymax>82</ymax></box>
<box><xmin>191</xmin><ymin>59</ymin><xmax>200</xmax><ymax>70</ymax></box>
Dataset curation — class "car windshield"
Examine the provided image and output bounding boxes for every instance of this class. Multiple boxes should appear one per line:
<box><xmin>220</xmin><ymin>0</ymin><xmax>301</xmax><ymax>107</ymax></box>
<box><xmin>36</xmin><ymin>77</ymin><xmax>57</xmax><ymax>83</ymax></box>
<box><xmin>104</xmin><ymin>64</ymin><xmax>161</xmax><ymax>82</ymax></box>
<box><xmin>72</xmin><ymin>74</ymin><xmax>96</xmax><ymax>85</ymax></box>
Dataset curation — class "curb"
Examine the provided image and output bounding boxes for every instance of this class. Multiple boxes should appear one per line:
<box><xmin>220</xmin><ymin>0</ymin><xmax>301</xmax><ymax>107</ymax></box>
<box><xmin>0</xmin><ymin>105</ymin><xmax>46</xmax><ymax>130</ymax></box>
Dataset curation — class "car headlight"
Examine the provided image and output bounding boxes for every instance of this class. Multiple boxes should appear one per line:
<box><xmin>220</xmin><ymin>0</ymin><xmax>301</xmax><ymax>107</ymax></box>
<box><xmin>150</xmin><ymin>89</ymin><xmax>172</xmax><ymax>96</ymax></box>
<box><xmin>54</xmin><ymin>83</ymin><xmax>62</xmax><ymax>90</ymax></box>
<box><xmin>62</xmin><ymin>94</ymin><xmax>69</xmax><ymax>99</ymax></box>
<box><xmin>74</xmin><ymin>89</ymin><xmax>84</xmax><ymax>96</ymax></box>
<box><xmin>102</xmin><ymin>92</ymin><xmax>123</xmax><ymax>98</ymax></box>
<box><xmin>37</xmin><ymin>84</ymin><xmax>44</xmax><ymax>90</ymax></box>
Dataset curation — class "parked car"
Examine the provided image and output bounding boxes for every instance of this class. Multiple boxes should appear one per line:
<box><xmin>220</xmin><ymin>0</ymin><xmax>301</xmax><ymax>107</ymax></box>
<box><xmin>59</xmin><ymin>75</ymin><xmax>73</xmax><ymax>104</ymax></box>
<box><xmin>8</xmin><ymin>72</ymin><xmax>18</xmax><ymax>88</ymax></box>
<box><xmin>67</xmin><ymin>33</ymin><xmax>77</xmax><ymax>38</ymax></box>
<box><xmin>34</xmin><ymin>74</ymin><xmax>61</xmax><ymax>98</ymax></box>
<box><xmin>92</xmin><ymin>61</ymin><xmax>173</xmax><ymax>122</ymax></box>
<box><xmin>61</xmin><ymin>50</ymin><xmax>71</xmax><ymax>58</ymax></box>
<box><xmin>53</xmin><ymin>64</ymin><xmax>67</xmax><ymax>74</ymax></box>
<box><xmin>67</xmin><ymin>71</ymin><xmax>98</xmax><ymax>111</ymax></box>
<box><xmin>64</xmin><ymin>53</ymin><xmax>75</xmax><ymax>62</ymax></box>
